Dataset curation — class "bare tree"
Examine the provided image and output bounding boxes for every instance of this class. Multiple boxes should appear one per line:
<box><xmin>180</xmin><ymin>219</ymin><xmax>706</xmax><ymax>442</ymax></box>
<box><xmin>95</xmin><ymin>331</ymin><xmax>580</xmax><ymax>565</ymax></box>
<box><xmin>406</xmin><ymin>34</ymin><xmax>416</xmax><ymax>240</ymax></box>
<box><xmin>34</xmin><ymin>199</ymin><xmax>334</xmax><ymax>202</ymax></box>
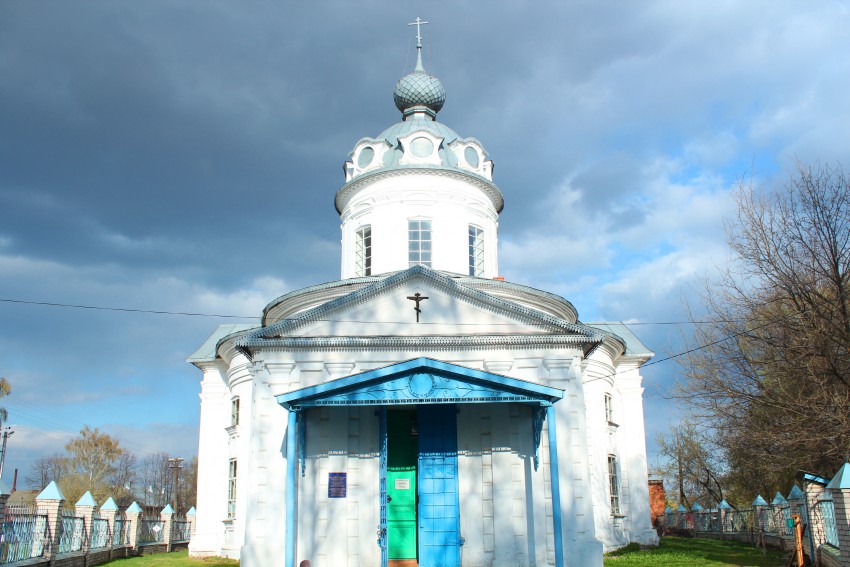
<box><xmin>137</xmin><ymin>452</ymin><xmax>172</xmax><ymax>508</ymax></box>
<box><xmin>177</xmin><ymin>456</ymin><xmax>198</xmax><ymax>513</ymax></box>
<box><xmin>655</xmin><ymin>422</ymin><xmax>726</xmax><ymax>508</ymax></box>
<box><xmin>25</xmin><ymin>454</ymin><xmax>68</xmax><ymax>490</ymax></box>
<box><xmin>677</xmin><ymin>162</ymin><xmax>850</xmax><ymax>498</ymax></box>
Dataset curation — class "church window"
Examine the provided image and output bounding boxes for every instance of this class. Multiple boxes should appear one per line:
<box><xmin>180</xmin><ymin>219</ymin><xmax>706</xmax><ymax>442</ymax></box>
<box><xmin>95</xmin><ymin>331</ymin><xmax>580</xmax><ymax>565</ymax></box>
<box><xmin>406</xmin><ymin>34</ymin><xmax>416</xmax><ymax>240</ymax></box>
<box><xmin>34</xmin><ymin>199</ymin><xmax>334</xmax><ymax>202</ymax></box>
<box><xmin>464</xmin><ymin>146</ymin><xmax>480</xmax><ymax>168</ymax></box>
<box><xmin>231</xmin><ymin>397</ymin><xmax>240</xmax><ymax>427</ymax></box>
<box><xmin>608</xmin><ymin>455</ymin><xmax>621</xmax><ymax>515</ymax></box>
<box><xmin>604</xmin><ymin>393</ymin><xmax>614</xmax><ymax>425</ymax></box>
<box><xmin>408</xmin><ymin>219</ymin><xmax>432</xmax><ymax>268</ymax></box>
<box><xmin>355</xmin><ymin>226</ymin><xmax>372</xmax><ymax>276</ymax></box>
<box><xmin>227</xmin><ymin>459</ymin><xmax>238</xmax><ymax>519</ymax></box>
<box><xmin>357</xmin><ymin>146</ymin><xmax>375</xmax><ymax>168</ymax></box>
<box><xmin>410</xmin><ymin>136</ymin><xmax>434</xmax><ymax>158</ymax></box>
<box><xmin>468</xmin><ymin>225</ymin><xmax>484</xmax><ymax>276</ymax></box>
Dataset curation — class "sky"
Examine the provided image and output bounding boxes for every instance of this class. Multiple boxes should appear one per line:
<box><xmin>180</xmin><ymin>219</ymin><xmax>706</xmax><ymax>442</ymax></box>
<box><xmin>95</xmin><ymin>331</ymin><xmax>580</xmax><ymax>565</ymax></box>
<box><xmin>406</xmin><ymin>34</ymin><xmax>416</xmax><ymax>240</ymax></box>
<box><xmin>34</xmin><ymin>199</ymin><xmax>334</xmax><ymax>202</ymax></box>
<box><xmin>1</xmin><ymin>1</ymin><xmax>849</xmax><ymax>491</ymax></box>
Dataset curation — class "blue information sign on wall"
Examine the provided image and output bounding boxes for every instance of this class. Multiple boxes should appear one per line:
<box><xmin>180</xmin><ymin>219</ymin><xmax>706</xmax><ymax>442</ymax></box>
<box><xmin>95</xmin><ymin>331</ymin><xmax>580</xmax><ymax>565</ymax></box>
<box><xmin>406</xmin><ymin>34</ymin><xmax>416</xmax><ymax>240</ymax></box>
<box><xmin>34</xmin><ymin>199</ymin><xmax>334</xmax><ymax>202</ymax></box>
<box><xmin>329</xmin><ymin>472</ymin><xmax>347</xmax><ymax>498</ymax></box>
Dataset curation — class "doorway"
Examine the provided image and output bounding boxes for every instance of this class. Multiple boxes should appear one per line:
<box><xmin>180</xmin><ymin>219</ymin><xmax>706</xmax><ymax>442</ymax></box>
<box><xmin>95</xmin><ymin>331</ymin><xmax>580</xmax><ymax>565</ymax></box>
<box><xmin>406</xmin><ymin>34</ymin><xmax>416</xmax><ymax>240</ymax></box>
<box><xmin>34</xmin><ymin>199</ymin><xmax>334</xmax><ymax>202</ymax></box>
<box><xmin>385</xmin><ymin>405</ymin><xmax>461</xmax><ymax>567</ymax></box>
<box><xmin>387</xmin><ymin>409</ymin><xmax>418</xmax><ymax>566</ymax></box>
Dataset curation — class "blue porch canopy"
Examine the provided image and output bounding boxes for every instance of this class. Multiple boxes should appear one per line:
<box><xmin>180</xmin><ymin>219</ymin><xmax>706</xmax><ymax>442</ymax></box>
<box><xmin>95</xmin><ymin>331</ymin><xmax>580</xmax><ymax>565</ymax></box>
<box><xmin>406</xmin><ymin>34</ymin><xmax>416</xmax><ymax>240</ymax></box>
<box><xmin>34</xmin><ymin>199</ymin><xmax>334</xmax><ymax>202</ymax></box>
<box><xmin>275</xmin><ymin>357</ymin><xmax>568</xmax><ymax>567</ymax></box>
<box><xmin>276</xmin><ymin>356</ymin><xmax>564</xmax><ymax>409</ymax></box>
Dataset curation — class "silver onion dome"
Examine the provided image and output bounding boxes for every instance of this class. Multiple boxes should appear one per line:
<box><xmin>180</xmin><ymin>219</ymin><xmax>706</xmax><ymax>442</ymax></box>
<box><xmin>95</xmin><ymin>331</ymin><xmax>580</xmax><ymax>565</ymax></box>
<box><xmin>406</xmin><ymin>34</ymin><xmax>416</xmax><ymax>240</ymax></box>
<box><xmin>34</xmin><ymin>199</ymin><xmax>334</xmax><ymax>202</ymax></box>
<box><xmin>393</xmin><ymin>69</ymin><xmax>446</xmax><ymax>114</ymax></box>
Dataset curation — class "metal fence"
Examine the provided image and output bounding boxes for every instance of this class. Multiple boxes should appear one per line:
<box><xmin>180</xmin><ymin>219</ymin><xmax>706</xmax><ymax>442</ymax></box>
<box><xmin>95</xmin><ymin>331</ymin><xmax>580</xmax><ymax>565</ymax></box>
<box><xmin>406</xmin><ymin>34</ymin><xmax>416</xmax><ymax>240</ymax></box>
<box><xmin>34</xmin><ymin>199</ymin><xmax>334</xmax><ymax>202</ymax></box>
<box><xmin>0</xmin><ymin>505</ymin><xmax>47</xmax><ymax>564</ymax></box>
<box><xmin>667</xmin><ymin>501</ymin><xmax>840</xmax><ymax>551</ymax></box>
<box><xmin>669</xmin><ymin>507</ymin><xmax>786</xmax><ymax>536</ymax></box>
<box><xmin>0</xmin><ymin>495</ymin><xmax>193</xmax><ymax>564</ymax></box>
<box><xmin>813</xmin><ymin>499</ymin><xmax>840</xmax><ymax>548</ymax></box>
<box><xmin>780</xmin><ymin>505</ymin><xmax>792</xmax><ymax>535</ymax></box>
<box><xmin>113</xmin><ymin>513</ymin><xmax>130</xmax><ymax>547</ymax></box>
<box><xmin>139</xmin><ymin>516</ymin><xmax>165</xmax><ymax>544</ymax></box>
<box><xmin>172</xmin><ymin>517</ymin><xmax>192</xmax><ymax>542</ymax></box>
<box><xmin>90</xmin><ymin>516</ymin><xmax>109</xmax><ymax>550</ymax></box>
<box><xmin>58</xmin><ymin>506</ymin><xmax>85</xmax><ymax>554</ymax></box>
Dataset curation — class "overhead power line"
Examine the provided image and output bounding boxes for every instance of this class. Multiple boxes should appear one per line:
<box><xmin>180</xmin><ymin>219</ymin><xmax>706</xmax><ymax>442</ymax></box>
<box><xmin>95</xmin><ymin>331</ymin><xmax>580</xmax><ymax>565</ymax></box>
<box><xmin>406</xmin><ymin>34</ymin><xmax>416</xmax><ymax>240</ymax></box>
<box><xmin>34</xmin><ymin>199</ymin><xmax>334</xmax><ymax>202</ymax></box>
<box><xmin>2</xmin><ymin>294</ymin><xmax>798</xmax><ymax>399</ymax></box>
<box><xmin>0</xmin><ymin>298</ymin><xmax>258</xmax><ymax>319</ymax></box>
<box><xmin>0</xmin><ymin>296</ymin><xmax>729</xmax><ymax>326</ymax></box>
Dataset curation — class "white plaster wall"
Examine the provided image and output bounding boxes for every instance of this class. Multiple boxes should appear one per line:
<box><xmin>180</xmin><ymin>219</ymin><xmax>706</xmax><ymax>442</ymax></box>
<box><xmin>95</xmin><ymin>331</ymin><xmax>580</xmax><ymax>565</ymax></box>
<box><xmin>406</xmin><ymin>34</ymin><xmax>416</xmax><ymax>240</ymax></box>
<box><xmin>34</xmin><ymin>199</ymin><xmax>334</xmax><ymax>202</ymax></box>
<box><xmin>205</xmin><ymin>343</ymin><xmax>652</xmax><ymax>566</ymax></box>
<box><xmin>189</xmin><ymin>362</ymin><xmax>231</xmax><ymax>557</ymax></box>
<box><xmin>582</xmin><ymin>355</ymin><xmax>630</xmax><ymax>552</ymax></box>
<box><xmin>615</xmin><ymin>365</ymin><xmax>660</xmax><ymax>546</ymax></box>
<box><xmin>239</xmin><ymin>362</ymin><xmax>292</xmax><ymax>567</ymax></box>
<box><xmin>225</xmin><ymin>361</ymin><xmax>253</xmax><ymax>559</ymax></box>
<box><xmin>339</xmin><ymin>173</ymin><xmax>500</xmax><ymax>279</ymax></box>
<box><xmin>457</xmin><ymin>404</ymin><xmax>549</xmax><ymax>567</ymax></box>
<box><xmin>295</xmin><ymin>406</ymin><xmax>381</xmax><ymax>567</ymax></box>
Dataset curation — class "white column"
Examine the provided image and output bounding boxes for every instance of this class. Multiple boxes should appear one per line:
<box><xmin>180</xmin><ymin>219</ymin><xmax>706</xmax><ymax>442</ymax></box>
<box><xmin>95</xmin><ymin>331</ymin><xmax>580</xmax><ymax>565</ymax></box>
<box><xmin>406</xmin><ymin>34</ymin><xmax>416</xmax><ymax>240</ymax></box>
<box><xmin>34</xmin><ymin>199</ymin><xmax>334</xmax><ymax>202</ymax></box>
<box><xmin>618</xmin><ymin>368</ymin><xmax>660</xmax><ymax>546</ymax></box>
<box><xmin>240</xmin><ymin>361</ymin><xmax>291</xmax><ymax>567</ymax></box>
<box><xmin>544</xmin><ymin>357</ymin><xmax>603</xmax><ymax>567</ymax></box>
<box><xmin>190</xmin><ymin>362</ymin><xmax>230</xmax><ymax>557</ymax></box>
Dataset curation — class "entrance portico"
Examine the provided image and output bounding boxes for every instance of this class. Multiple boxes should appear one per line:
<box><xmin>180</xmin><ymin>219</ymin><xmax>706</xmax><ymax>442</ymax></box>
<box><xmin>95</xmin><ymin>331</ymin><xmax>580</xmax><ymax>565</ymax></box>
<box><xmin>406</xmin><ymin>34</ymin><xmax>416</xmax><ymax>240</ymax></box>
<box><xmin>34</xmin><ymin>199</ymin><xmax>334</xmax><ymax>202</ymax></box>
<box><xmin>277</xmin><ymin>357</ymin><xmax>567</xmax><ymax>567</ymax></box>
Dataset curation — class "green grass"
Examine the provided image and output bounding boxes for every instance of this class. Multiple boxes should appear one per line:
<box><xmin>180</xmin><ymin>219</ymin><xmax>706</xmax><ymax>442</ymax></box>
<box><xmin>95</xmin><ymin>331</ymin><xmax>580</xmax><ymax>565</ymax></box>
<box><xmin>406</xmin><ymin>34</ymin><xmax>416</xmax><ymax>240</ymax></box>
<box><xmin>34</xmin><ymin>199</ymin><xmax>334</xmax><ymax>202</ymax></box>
<box><xmin>604</xmin><ymin>537</ymin><xmax>785</xmax><ymax>567</ymax></box>
<box><xmin>100</xmin><ymin>537</ymin><xmax>783</xmax><ymax>567</ymax></box>
<box><xmin>102</xmin><ymin>550</ymin><xmax>238</xmax><ymax>567</ymax></box>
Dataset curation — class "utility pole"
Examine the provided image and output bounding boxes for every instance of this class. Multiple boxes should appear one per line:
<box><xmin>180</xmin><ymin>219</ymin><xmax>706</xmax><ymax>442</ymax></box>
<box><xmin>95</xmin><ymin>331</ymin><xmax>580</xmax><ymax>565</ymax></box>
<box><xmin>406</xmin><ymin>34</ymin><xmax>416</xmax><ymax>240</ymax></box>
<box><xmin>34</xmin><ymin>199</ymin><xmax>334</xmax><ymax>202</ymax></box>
<box><xmin>0</xmin><ymin>428</ymin><xmax>14</xmax><ymax>481</ymax></box>
<box><xmin>676</xmin><ymin>432</ymin><xmax>685</xmax><ymax>506</ymax></box>
<box><xmin>167</xmin><ymin>457</ymin><xmax>184</xmax><ymax>512</ymax></box>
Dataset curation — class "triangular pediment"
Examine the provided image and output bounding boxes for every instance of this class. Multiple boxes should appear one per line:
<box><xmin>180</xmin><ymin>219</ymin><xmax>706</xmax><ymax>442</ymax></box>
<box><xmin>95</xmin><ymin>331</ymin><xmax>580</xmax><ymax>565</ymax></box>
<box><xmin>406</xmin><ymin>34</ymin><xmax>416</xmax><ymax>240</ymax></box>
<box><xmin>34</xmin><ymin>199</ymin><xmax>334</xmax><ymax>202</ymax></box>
<box><xmin>277</xmin><ymin>357</ymin><xmax>563</xmax><ymax>409</ymax></box>
<box><xmin>238</xmin><ymin>266</ymin><xmax>599</xmax><ymax>351</ymax></box>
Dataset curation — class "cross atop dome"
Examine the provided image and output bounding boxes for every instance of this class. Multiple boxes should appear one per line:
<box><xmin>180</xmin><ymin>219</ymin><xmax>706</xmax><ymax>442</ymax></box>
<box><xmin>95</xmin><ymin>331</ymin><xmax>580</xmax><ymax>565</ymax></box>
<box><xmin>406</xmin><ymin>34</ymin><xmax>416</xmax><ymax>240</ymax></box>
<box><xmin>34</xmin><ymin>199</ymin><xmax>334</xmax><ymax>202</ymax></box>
<box><xmin>408</xmin><ymin>17</ymin><xmax>428</xmax><ymax>72</ymax></box>
<box><xmin>394</xmin><ymin>16</ymin><xmax>446</xmax><ymax>120</ymax></box>
<box><xmin>408</xmin><ymin>17</ymin><xmax>428</xmax><ymax>49</ymax></box>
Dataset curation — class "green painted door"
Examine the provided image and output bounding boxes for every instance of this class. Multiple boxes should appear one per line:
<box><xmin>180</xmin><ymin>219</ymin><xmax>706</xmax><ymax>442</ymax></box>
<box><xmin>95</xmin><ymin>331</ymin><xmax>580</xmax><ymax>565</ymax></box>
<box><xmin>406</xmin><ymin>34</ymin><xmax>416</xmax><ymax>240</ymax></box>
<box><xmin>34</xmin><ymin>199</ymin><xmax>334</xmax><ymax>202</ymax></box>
<box><xmin>387</xmin><ymin>410</ymin><xmax>418</xmax><ymax>560</ymax></box>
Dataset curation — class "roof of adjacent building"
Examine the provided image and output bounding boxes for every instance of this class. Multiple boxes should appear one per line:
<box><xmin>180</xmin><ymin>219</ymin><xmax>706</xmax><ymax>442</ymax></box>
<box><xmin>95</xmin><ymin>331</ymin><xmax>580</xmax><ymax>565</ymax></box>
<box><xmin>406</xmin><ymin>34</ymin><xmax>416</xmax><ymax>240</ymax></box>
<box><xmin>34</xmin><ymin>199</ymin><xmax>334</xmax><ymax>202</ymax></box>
<box><xmin>187</xmin><ymin>323</ymin><xmax>259</xmax><ymax>363</ymax></box>
<box><xmin>585</xmin><ymin>322</ymin><xmax>654</xmax><ymax>357</ymax></box>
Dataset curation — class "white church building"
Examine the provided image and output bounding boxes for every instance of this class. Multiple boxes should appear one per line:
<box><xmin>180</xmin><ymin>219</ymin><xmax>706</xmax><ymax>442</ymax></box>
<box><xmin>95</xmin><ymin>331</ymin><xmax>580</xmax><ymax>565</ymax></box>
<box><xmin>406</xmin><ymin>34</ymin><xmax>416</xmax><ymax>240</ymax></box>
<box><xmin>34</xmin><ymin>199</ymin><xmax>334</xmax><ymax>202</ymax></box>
<box><xmin>188</xmin><ymin>23</ymin><xmax>658</xmax><ymax>567</ymax></box>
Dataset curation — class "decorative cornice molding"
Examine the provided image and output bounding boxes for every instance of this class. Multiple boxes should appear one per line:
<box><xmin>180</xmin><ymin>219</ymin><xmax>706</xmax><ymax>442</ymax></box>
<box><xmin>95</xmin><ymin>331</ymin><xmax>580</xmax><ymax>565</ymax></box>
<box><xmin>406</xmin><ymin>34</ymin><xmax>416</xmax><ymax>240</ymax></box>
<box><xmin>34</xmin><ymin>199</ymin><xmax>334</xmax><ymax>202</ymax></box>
<box><xmin>334</xmin><ymin>167</ymin><xmax>504</xmax><ymax>214</ymax></box>
<box><xmin>242</xmin><ymin>334</ymin><xmax>591</xmax><ymax>353</ymax></box>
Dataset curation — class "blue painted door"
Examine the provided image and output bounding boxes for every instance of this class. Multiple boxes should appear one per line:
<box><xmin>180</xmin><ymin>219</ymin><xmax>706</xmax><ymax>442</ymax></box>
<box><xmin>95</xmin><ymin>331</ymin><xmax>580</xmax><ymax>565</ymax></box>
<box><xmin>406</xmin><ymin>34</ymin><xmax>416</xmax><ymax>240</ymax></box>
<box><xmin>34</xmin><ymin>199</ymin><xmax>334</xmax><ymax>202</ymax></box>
<box><xmin>417</xmin><ymin>405</ymin><xmax>461</xmax><ymax>567</ymax></box>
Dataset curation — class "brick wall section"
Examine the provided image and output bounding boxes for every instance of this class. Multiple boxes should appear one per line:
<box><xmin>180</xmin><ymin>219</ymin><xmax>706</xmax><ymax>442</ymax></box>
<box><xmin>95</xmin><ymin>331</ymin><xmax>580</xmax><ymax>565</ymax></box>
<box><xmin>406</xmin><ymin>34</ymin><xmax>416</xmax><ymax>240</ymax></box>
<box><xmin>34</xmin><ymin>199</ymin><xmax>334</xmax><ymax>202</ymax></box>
<box><xmin>139</xmin><ymin>543</ymin><xmax>169</xmax><ymax>555</ymax></box>
<box><xmin>648</xmin><ymin>480</ymin><xmax>665</xmax><ymax>527</ymax></box>
<box><xmin>831</xmin><ymin>487</ymin><xmax>850</xmax><ymax>566</ymax></box>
